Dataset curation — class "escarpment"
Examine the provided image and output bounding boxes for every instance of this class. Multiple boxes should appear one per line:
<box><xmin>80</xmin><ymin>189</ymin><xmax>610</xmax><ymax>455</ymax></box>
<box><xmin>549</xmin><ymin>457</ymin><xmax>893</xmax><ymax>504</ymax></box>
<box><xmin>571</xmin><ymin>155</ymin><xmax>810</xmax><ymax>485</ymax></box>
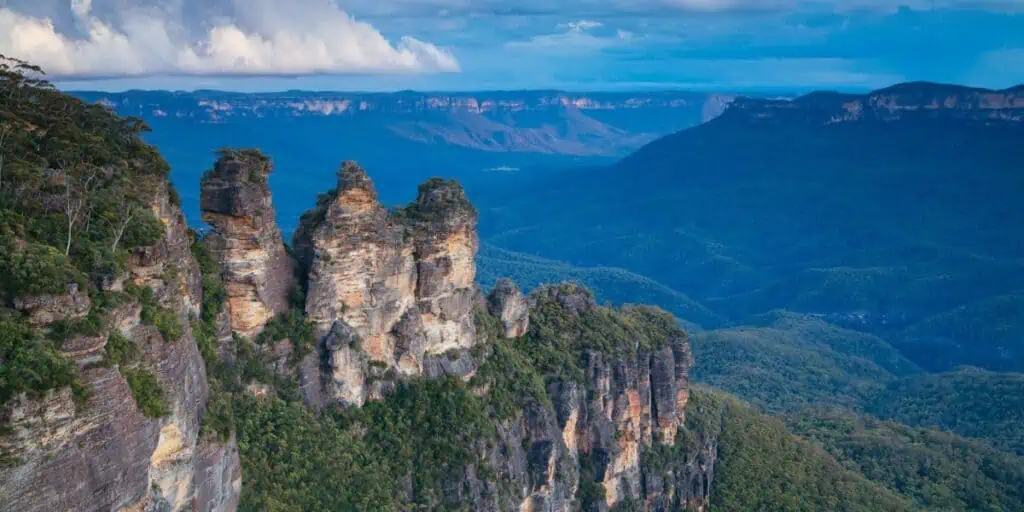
<box><xmin>0</xmin><ymin>183</ymin><xmax>240</xmax><ymax>512</ymax></box>
<box><xmin>238</xmin><ymin>160</ymin><xmax>710</xmax><ymax>510</ymax></box>
<box><xmin>505</xmin><ymin>285</ymin><xmax>699</xmax><ymax>511</ymax></box>
<box><xmin>200</xmin><ymin>150</ymin><xmax>295</xmax><ymax>338</ymax></box>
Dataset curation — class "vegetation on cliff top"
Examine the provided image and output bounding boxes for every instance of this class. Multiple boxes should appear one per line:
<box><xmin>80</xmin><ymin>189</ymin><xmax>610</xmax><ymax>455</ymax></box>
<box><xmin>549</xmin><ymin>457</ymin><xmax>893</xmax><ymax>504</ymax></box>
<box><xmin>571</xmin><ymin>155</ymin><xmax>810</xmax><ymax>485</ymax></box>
<box><xmin>0</xmin><ymin>56</ymin><xmax>175</xmax><ymax>410</ymax></box>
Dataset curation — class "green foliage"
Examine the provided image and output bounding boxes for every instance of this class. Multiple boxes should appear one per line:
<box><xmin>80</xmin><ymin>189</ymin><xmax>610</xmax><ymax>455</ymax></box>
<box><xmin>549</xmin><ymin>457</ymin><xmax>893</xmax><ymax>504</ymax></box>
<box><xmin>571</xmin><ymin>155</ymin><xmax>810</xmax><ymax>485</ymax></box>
<box><xmin>681</xmin><ymin>390</ymin><xmax>915</xmax><ymax>512</ymax></box>
<box><xmin>234</xmin><ymin>376</ymin><xmax>499</xmax><ymax>511</ymax></box>
<box><xmin>577</xmin><ymin>454</ymin><xmax>607</xmax><ymax>511</ymax></box>
<box><xmin>691</xmin><ymin>311</ymin><xmax>920</xmax><ymax>413</ymax></box>
<box><xmin>0</xmin><ymin>242</ymin><xmax>86</xmax><ymax>297</ymax></box>
<box><xmin>518</xmin><ymin>284</ymin><xmax>685</xmax><ymax>382</ymax></box>
<box><xmin>866</xmin><ymin>369</ymin><xmax>1024</xmax><ymax>456</ymax></box>
<box><xmin>254</xmin><ymin>309</ymin><xmax>315</xmax><ymax>366</ymax></box>
<box><xmin>898</xmin><ymin>293</ymin><xmax>1024</xmax><ymax>373</ymax></box>
<box><xmin>0</xmin><ymin>55</ymin><xmax>172</xmax><ymax>289</ymax></box>
<box><xmin>48</xmin><ymin>307</ymin><xmax>107</xmax><ymax>343</ymax></box>
<box><xmin>471</xmin><ymin>337</ymin><xmax>549</xmax><ymax>419</ymax></box>
<box><xmin>788</xmin><ymin>409</ymin><xmax>1024</xmax><ymax>511</ymax></box>
<box><xmin>123</xmin><ymin>368</ymin><xmax>167</xmax><ymax>418</ymax></box>
<box><xmin>0</xmin><ymin>314</ymin><xmax>81</xmax><ymax>408</ymax></box>
<box><xmin>136</xmin><ymin>285</ymin><xmax>183</xmax><ymax>343</ymax></box>
<box><xmin>103</xmin><ymin>331</ymin><xmax>139</xmax><ymax>367</ymax></box>
<box><xmin>234</xmin><ymin>396</ymin><xmax>396</xmax><ymax>511</ymax></box>
<box><xmin>212</xmin><ymin>148</ymin><xmax>272</xmax><ymax>185</ymax></box>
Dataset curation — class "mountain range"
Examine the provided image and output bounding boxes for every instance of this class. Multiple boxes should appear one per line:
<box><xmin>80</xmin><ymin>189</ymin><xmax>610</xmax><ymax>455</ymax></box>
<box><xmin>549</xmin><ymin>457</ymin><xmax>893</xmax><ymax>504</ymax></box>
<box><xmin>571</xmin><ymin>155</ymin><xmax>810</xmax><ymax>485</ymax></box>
<box><xmin>72</xmin><ymin>89</ymin><xmax>734</xmax><ymax>233</ymax></box>
<box><xmin>477</xmin><ymin>81</ymin><xmax>1024</xmax><ymax>371</ymax></box>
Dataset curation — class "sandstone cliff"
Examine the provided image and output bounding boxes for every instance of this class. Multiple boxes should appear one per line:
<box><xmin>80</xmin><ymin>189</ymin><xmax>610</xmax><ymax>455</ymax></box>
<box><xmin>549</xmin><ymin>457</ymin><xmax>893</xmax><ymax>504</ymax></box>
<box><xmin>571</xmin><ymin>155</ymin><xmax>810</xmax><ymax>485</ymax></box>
<box><xmin>0</xmin><ymin>184</ymin><xmax>240</xmax><ymax>512</ymax></box>
<box><xmin>283</xmin><ymin>163</ymin><xmax>712</xmax><ymax>510</ymax></box>
<box><xmin>726</xmin><ymin>82</ymin><xmax>1024</xmax><ymax>125</ymax></box>
<box><xmin>201</xmin><ymin>150</ymin><xmax>295</xmax><ymax>338</ymax></box>
<box><xmin>396</xmin><ymin>283</ymin><xmax>707</xmax><ymax>512</ymax></box>
<box><xmin>296</xmin><ymin>163</ymin><xmax>480</xmax><ymax>407</ymax></box>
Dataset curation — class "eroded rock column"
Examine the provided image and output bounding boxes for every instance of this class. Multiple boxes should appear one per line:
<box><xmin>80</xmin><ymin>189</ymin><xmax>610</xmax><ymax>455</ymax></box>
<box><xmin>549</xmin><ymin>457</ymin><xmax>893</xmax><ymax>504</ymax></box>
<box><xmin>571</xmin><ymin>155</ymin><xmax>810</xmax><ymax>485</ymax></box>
<box><xmin>200</xmin><ymin>151</ymin><xmax>294</xmax><ymax>338</ymax></box>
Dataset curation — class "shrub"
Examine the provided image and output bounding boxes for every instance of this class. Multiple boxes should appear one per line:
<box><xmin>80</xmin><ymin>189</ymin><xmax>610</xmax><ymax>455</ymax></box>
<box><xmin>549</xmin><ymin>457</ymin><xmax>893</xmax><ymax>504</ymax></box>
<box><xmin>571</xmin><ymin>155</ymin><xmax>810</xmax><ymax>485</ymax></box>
<box><xmin>0</xmin><ymin>314</ymin><xmax>80</xmax><ymax>408</ymax></box>
<box><xmin>123</xmin><ymin>368</ymin><xmax>167</xmax><ymax>418</ymax></box>
<box><xmin>0</xmin><ymin>242</ymin><xmax>86</xmax><ymax>297</ymax></box>
<box><xmin>104</xmin><ymin>331</ymin><xmax>139</xmax><ymax>367</ymax></box>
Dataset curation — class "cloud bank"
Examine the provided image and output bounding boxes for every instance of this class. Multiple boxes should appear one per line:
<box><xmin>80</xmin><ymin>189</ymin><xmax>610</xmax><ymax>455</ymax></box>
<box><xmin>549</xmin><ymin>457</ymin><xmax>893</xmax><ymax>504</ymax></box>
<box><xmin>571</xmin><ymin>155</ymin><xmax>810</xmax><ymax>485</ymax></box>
<box><xmin>0</xmin><ymin>0</ymin><xmax>460</xmax><ymax>78</ymax></box>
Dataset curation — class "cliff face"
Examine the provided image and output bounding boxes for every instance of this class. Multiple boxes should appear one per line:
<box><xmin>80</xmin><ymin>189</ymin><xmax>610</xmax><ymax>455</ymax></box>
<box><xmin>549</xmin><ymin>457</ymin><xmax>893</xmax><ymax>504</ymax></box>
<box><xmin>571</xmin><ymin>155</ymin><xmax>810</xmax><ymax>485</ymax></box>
<box><xmin>200</xmin><ymin>151</ymin><xmax>295</xmax><ymax>338</ymax></box>
<box><xmin>515</xmin><ymin>286</ymin><xmax>697</xmax><ymax>511</ymax></box>
<box><xmin>0</xmin><ymin>184</ymin><xmax>240</xmax><ymax>512</ymax></box>
<box><xmin>725</xmin><ymin>82</ymin><xmax>1024</xmax><ymax>125</ymax></box>
<box><xmin>299</xmin><ymin>163</ymin><xmax>480</xmax><ymax>407</ymax></box>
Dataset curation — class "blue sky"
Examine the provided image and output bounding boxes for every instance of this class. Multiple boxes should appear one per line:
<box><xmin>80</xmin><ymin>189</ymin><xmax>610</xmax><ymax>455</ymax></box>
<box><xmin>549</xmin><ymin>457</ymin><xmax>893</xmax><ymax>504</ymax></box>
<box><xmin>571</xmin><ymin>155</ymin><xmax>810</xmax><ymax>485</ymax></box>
<box><xmin>2</xmin><ymin>0</ymin><xmax>1023</xmax><ymax>92</ymax></box>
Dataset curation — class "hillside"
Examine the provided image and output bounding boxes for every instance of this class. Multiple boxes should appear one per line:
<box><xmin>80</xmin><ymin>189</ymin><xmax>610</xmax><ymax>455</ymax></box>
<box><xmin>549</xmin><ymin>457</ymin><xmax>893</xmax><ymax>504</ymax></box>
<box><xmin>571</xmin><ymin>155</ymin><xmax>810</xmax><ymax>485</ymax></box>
<box><xmin>691</xmin><ymin>311</ymin><xmax>920</xmax><ymax>412</ymax></box>
<box><xmin>681</xmin><ymin>390</ymin><xmax>914</xmax><ymax>512</ymax></box>
<box><xmin>866</xmin><ymin>369</ymin><xmax>1024</xmax><ymax>456</ymax></box>
<box><xmin>476</xmin><ymin>243</ymin><xmax>724</xmax><ymax>331</ymax></box>
<box><xmin>478</xmin><ymin>82</ymin><xmax>1024</xmax><ymax>373</ymax></box>
<box><xmin>788</xmin><ymin>409</ymin><xmax>1024</xmax><ymax>512</ymax></box>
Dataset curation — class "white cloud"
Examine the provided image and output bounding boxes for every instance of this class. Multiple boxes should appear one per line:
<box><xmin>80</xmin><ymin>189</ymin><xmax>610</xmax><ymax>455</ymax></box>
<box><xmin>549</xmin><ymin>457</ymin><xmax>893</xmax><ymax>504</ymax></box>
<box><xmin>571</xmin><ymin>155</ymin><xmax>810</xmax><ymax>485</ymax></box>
<box><xmin>558</xmin><ymin>20</ymin><xmax>604</xmax><ymax>32</ymax></box>
<box><xmin>507</xmin><ymin>18</ymin><xmax>632</xmax><ymax>52</ymax></box>
<box><xmin>0</xmin><ymin>0</ymin><xmax>460</xmax><ymax>78</ymax></box>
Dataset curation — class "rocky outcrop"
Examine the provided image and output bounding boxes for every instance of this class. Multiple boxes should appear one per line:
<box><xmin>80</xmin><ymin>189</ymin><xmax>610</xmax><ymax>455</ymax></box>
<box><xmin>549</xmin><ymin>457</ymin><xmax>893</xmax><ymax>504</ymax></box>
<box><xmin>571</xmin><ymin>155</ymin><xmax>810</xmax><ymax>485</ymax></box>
<box><xmin>201</xmin><ymin>151</ymin><xmax>294</xmax><ymax>338</ymax></box>
<box><xmin>450</xmin><ymin>285</ymin><xmax>697</xmax><ymax>512</ymax></box>
<box><xmin>299</xmin><ymin>163</ymin><xmax>480</xmax><ymax>407</ymax></box>
<box><xmin>0</xmin><ymin>183</ymin><xmax>240</xmax><ymax>512</ymax></box>
<box><xmin>12</xmin><ymin>283</ymin><xmax>91</xmax><ymax>327</ymax></box>
<box><xmin>727</xmin><ymin>83</ymin><xmax>1024</xmax><ymax>126</ymax></box>
<box><xmin>488</xmin><ymin>278</ymin><xmax>529</xmax><ymax>338</ymax></box>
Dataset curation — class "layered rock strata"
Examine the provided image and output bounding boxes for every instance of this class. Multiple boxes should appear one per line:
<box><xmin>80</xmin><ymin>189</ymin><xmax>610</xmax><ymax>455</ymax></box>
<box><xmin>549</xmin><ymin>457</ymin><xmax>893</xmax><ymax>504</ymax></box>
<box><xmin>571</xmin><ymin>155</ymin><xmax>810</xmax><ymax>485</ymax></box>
<box><xmin>406</xmin><ymin>285</ymin><xmax>703</xmax><ymax>512</ymax></box>
<box><xmin>0</xmin><ymin>183</ymin><xmax>240</xmax><ymax>512</ymax></box>
<box><xmin>298</xmin><ymin>163</ymin><xmax>480</xmax><ymax>407</ymax></box>
<box><xmin>201</xmin><ymin>152</ymin><xmax>294</xmax><ymax>338</ymax></box>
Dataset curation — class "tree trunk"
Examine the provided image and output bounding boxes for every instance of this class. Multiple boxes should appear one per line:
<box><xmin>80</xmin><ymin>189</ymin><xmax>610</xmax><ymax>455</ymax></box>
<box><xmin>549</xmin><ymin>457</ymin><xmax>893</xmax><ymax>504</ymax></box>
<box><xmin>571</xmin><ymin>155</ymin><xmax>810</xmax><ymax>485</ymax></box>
<box><xmin>65</xmin><ymin>218</ymin><xmax>73</xmax><ymax>256</ymax></box>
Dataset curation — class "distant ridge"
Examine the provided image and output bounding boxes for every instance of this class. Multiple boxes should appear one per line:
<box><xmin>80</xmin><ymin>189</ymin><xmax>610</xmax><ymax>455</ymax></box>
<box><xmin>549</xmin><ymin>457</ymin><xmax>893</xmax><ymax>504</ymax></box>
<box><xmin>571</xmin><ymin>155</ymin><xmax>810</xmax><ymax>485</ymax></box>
<box><xmin>721</xmin><ymin>81</ymin><xmax>1024</xmax><ymax>125</ymax></box>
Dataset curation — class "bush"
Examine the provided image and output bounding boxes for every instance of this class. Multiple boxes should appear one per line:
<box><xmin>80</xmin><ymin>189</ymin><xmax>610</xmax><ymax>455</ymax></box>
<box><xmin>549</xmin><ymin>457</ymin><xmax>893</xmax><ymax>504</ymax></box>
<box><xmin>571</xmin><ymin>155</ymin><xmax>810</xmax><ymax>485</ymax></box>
<box><xmin>135</xmin><ymin>285</ymin><xmax>183</xmax><ymax>343</ymax></box>
<box><xmin>123</xmin><ymin>368</ymin><xmax>167</xmax><ymax>418</ymax></box>
<box><xmin>0</xmin><ymin>242</ymin><xmax>86</xmax><ymax>297</ymax></box>
<box><xmin>104</xmin><ymin>331</ymin><xmax>139</xmax><ymax>367</ymax></box>
<box><xmin>0</xmin><ymin>314</ymin><xmax>80</xmax><ymax>408</ymax></box>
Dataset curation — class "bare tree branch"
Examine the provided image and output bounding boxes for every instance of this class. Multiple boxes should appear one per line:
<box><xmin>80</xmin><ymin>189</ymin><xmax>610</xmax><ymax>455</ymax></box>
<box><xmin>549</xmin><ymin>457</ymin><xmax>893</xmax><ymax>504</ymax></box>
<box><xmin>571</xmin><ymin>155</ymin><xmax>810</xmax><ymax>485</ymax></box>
<box><xmin>61</xmin><ymin>165</ymin><xmax>99</xmax><ymax>256</ymax></box>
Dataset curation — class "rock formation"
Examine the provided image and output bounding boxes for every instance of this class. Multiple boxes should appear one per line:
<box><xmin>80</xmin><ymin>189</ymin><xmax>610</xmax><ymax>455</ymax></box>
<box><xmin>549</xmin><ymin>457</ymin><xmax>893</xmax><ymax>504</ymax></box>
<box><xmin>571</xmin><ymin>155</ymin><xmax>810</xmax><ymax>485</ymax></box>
<box><xmin>520</xmin><ymin>286</ymin><xmax>695</xmax><ymax>511</ymax></box>
<box><xmin>402</xmin><ymin>284</ymin><xmax>703</xmax><ymax>512</ymax></box>
<box><xmin>487</xmin><ymin>278</ymin><xmax>529</xmax><ymax>338</ymax></box>
<box><xmin>201</xmin><ymin>151</ymin><xmax>294</xmax><ymax>338</ymax></box>
<box><xmin>297</xmin><ymin>163</ymin><xmax>480</xmax><ymax>407</ymax></box>
<box><xmin>0</xmin><ymin>183</ymin><xmax>240</xmax><ymax>512</ymax></box>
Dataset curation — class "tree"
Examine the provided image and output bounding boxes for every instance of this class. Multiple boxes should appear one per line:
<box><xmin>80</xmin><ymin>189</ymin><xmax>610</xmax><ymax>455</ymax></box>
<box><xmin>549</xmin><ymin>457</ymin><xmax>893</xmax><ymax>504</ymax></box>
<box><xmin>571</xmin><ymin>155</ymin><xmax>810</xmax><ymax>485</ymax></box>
<box><xmin>102</xmin><ymin>175</ymin><xmax>158</xmax><ymax>252</ymax></box>
<box><xmin>59</xmin><ymin>165</ymin><xmax>99</xmax><ymax>256</ymax></box>
<box><xmin>0</xmin><ymin>122</ymin><xmax>10</xmax><ymax>191</ymax></box>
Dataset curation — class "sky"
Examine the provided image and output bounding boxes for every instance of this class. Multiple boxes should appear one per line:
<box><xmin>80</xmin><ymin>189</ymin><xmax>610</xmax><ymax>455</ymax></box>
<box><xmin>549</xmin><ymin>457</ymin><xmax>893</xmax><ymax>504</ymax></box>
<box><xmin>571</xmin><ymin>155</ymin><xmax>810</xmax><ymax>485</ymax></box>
<box><xmin>1</xmin><ymin>0</ymin><xmax>1023</xmax><ymax>92</ymax></box>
